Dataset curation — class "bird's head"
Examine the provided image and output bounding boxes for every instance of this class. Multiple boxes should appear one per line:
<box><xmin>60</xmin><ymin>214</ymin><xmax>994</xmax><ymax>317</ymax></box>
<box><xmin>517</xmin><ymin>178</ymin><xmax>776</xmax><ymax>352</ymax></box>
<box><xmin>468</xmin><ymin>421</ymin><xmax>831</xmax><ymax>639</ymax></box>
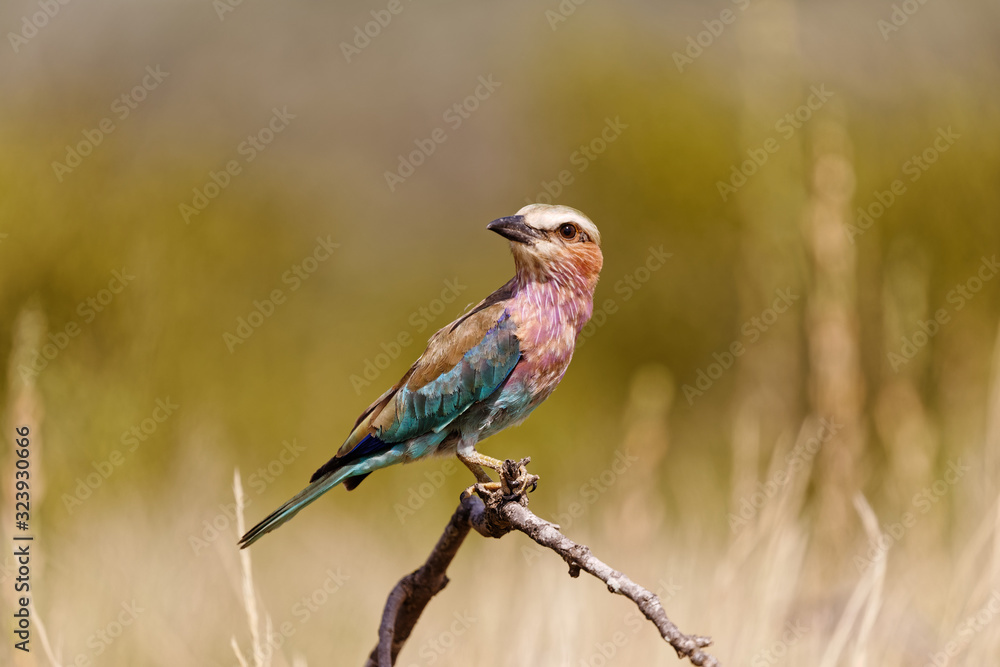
<box><xmin>487</xmin><ymin>204</ymin><xmax>603</xmax><ymax>291</ymax></box>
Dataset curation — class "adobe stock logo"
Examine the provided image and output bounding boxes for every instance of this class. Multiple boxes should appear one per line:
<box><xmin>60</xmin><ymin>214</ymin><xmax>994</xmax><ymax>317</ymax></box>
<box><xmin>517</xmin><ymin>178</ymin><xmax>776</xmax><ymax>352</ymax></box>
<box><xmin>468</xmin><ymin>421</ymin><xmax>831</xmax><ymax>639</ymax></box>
<box><xmin>716</xmin><ymin>85</ymin><xmax>834</xmax><ymax>202</ymax></box>
<box><xmin>393</xmin><ymin>460</ymin><xmax>460</xmax><ymax>524</ymax></box>
<box><xmin>72</xmin><ymin>600</ymin><xmax>145</xmax><ymax>665</ymax></box>
<box><xmin>339</xmin><ymin>0</ymin><xmax>416</xmax><ymax>62</ymax></box>
<box><xmin>383</xmin><ymin>76</ymin><xmax>501</xmax><ymax>192</ymax></box>
<box><xmin>854</xmin><ymin>459</ymin><xmax>969</xmax><ymax>574</ymax></box>
<box><xmin>750</xmin><ymin>619</ymin><xmax>809</xmax><ymax>666</ymax></box>
<box><xmin>672</xmin><ymin>0</ymin><xmax>752</xmax><ymax>73</ymax></box>
<box><xmin>51</xmin><ymin>66</ymin><xmax>170</xmax><ymax>182</ymax></box>
<box><xmin>18</xmin><ymin>268</ymin><xmax>136</xmax><ymax>382</ymax></box>
<box><xmin>62</xmin><ymin>397</ymin><xmax>179</xmax><ymax>514</ymax></box>
<box><xmin>223</xmin><ymin>236</ymin><xmax>339</xmax><ymax>353</ymax></box>
<box><xmin>925</xmin><ymin>591</ymin><xmax>1000</xmax><ymax>667</ymax></box>
<box><xmin>576</xmin><ymin>245</ymin><xmax>670</xmax><ymax>349</ymax></box>
<box><xmin>261</xmin><ymin>568</ymin><xmax>352</xmax><ymax>657</ymax></box>
<box><xmin>350</xmin><ymin>278</ymin><xmax>467</xmax><ymax>393</ymax></box>
<box><xmin>682</xmin><ymin>288</ymin><xmax>800</xmax><ymax>404</ymax></box>
<box><xmin>888</xmin><ymin>255</ymin><xmax>998</xmax><ymax>372</ymax></box>
<box><xmin>7</xmin><ymin>0</ymin><xmax>72</xmax><ymax>53</ymax></box>
<box><xmin>523</xmin><ymin>117</ymin><xmax>628</xmax><ymax>206</ymax></box>
<box><xmin>728</xmin><ymin>418</ymin><xmax>842</xmax><ymax>533</ymax></box>
<box><xmin>190</xmin><ymin>439</ymin><xmax>307</xmax><ymax>556</ymax></box>
<box><xmin>179</xmin><ymin>107</ymin><xmax>296</xmax><ymax>224</ymax></box>
<box><xmin>846</xmin><ymin>127</ymin><xmax>959</xmax><ymax>243</ymax></box>
<box><xmin>544</xmin><ymin>0</ymin><xmax>590</xmax><ymax>31</ymax></box>
<box><xmin>877</xmin><ymin>0</ymin><xmax>933</xmax><ymax>40</ymax></box>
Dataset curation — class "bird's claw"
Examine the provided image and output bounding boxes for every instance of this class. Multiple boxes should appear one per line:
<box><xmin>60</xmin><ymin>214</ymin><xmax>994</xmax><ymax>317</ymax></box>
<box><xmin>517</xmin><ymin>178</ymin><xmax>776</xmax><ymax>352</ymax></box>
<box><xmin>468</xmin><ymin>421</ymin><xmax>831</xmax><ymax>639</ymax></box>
<box><xmin>463</xmin><ymin>457</ymin><xmax>539</xmax><ymax>505</ymax></box>
<box><xmin>462</xmin><ymin>482</ymin><xmax>501</xmax><ymax>501</ymax></box>
<box><xmin>500</xmin><ymin>457</ymin><xmax>539</xmax><ymax>500</ymax></box>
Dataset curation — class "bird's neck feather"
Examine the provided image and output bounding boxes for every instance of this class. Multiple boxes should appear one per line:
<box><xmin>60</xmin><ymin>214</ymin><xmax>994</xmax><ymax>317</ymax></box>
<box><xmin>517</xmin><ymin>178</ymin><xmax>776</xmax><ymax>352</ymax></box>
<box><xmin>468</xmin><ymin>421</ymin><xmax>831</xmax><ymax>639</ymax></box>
<box><xmin>514</xmin><ymin>247</ymin><xmax>601</xmax><ymax>294</ymax></box>
<box><xmin>512</xmin><ymin>248</ymin><xmax>602</xmax><ymax>334</ymax></box>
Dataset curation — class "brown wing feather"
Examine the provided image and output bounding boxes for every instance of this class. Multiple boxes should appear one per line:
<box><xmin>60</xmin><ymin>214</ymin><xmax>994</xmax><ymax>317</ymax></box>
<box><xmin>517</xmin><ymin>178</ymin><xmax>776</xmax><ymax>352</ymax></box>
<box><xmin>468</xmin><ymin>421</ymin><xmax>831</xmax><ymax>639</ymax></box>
<box><xmin>334</xmin><ymin>300</ymin><xmax>512</xmax><ymax>458</ymax></box>
<box><xmin>405</xmin><ymin>303</ymin><xmax>509</xmax><ymax>390</ymax></box>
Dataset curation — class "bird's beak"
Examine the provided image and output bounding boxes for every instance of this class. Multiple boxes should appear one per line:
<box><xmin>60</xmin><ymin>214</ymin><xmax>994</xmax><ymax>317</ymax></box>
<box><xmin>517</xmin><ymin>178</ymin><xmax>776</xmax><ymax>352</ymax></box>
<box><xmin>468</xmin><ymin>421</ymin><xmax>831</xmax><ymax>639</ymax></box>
<box><xmin>487</xmin><ymin>215</ymin><xmax>543</xmax><ymax>245</ymax></box>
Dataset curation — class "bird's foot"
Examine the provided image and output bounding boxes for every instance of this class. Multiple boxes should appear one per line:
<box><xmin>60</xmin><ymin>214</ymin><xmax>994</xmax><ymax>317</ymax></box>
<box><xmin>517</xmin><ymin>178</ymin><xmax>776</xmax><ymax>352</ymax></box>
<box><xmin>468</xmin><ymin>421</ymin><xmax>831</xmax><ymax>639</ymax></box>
<box><xmin>500</xmin><ymin>457</ymin><xmax>539</xmax><ymax>500</ymax></box>
<box><xmin>461</xmin><ymin>458</ymin><xmax>540</xmax><ymax>539</ymax></box>
<box><xmin>462</xmin><ymin>457</ymin><xmax>539</xmax><ymax>507</ymax></box>
<box><xmin>461</xmin><ymin>481</ymin><xmax>502</xmax><ymax>501</ymax></box>
<box><xmin>461</xmin><ymin>457</ymin><xmax>538</xmax><ymax>509</ymax></box>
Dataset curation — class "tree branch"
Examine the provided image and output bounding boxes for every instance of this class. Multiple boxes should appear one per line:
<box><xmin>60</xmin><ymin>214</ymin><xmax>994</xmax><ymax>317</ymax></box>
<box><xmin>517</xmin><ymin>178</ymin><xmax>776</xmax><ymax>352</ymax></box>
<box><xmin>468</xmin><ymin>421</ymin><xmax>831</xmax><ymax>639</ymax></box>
<box><xmin>366</xmin><ymin>459</ymin><xmax>720</xmax><ymax>667</ymax></box>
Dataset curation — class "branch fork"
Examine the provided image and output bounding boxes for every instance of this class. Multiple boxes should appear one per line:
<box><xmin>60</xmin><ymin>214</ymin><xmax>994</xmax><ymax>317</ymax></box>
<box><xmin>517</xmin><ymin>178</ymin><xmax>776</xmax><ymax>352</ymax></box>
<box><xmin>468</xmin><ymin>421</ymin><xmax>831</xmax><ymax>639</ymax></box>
<box><xmin>365</xmin><ymin>458</ymin><xmax>720</xmax><ymax>667</ymax></box>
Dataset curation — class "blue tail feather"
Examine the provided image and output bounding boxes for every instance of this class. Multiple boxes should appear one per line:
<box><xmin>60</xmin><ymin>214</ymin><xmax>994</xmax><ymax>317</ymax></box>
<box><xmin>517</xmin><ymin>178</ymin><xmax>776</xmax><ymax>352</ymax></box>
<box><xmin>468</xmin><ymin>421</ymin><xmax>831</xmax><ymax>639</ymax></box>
<box><xmin>238</xmin><ymin>466</ymin><xmax>354</xmax><ymax>548</ymax></box>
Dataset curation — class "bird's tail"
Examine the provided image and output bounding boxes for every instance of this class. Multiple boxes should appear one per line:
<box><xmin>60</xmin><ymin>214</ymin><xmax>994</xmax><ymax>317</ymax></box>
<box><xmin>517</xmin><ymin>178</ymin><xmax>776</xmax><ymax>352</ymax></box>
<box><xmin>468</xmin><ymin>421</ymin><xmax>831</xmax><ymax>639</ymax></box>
<box><xmin>238</xmin><ymin>467</ymin><xmax>354</xmax><ymax>549</ymax></box>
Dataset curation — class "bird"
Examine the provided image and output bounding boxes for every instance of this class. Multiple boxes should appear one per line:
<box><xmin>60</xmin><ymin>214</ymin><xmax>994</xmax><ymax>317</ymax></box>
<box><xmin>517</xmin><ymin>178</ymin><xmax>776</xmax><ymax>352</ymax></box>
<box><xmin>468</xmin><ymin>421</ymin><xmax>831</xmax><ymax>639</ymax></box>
<box><xmin>239</xmin><ymin>204</ymin><xmax>603</xmax><ymax>548</ymax></box>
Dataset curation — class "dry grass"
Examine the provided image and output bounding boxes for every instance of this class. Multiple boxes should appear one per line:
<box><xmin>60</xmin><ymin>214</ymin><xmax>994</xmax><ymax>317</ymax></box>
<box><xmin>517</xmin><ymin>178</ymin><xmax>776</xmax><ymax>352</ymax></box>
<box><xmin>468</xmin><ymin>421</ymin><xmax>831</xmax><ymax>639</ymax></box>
<box><xmin>0</xmin><ymin>324</ymin><xmax>997</xmax><ymax>667</ymax></box>
<box><xmin>0</xmin><ymin>309</ymin><xmax>992</xmax><ymax>667</ymax></box>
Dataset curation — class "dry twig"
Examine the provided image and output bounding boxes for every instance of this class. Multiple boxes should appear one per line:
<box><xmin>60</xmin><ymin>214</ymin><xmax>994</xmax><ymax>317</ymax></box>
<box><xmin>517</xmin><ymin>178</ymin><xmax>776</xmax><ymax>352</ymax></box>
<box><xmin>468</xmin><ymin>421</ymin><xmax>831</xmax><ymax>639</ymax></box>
<box><xmin>365</xmin><ymin>458</ymin><xmax>720</xmax><ymax>667</ymax></box>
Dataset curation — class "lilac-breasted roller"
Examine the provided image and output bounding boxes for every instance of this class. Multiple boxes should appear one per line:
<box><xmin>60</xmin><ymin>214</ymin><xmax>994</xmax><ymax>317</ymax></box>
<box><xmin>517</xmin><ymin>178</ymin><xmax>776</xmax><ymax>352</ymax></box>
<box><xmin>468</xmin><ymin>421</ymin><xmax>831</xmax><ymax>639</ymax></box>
<box><xmin>239</xmin><ymin>204</ymin><xmax>603</xmax><ymax>547</ymax></box>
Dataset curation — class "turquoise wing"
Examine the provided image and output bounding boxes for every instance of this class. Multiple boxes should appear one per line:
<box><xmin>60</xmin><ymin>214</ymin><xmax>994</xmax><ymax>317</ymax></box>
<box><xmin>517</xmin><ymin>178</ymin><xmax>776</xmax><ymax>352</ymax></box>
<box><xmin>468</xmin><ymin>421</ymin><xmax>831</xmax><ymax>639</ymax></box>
<box><xmin>381</xmin><ymin>309</ymin><xmax>521</xmax><ymax>442</ymax></box>
<box><xmin>311</xmin><ymin>300</ymin><xmax>521</xmax><ymax>482</ymax></box>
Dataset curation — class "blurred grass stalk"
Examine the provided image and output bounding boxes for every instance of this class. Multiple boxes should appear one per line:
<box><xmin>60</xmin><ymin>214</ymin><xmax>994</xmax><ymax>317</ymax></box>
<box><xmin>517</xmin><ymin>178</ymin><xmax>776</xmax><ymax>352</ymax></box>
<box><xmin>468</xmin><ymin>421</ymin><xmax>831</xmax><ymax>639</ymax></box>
<box><xmin>231</xmin><ymin>468</ymin><xmax>275</xmax><ymax>667</ymax></box>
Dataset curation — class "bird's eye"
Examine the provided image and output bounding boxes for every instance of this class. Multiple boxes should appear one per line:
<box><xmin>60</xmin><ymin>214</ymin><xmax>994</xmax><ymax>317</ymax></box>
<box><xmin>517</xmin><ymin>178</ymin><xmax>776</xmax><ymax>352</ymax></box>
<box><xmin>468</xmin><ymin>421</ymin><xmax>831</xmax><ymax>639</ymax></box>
<box><xmin>558</xmin><ymin>223</ymin><xmax>578</xmax><ymax>240</ymax></box>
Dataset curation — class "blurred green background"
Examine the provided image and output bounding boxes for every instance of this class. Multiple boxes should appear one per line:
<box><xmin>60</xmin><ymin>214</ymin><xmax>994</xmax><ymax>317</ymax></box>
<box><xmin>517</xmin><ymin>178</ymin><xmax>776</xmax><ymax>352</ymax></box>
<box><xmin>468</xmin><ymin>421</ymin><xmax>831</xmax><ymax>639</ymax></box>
<box><xmin>1</xmin><ymin>1</ymin><xmax>999</xmax><ymax>665</ymax></box>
